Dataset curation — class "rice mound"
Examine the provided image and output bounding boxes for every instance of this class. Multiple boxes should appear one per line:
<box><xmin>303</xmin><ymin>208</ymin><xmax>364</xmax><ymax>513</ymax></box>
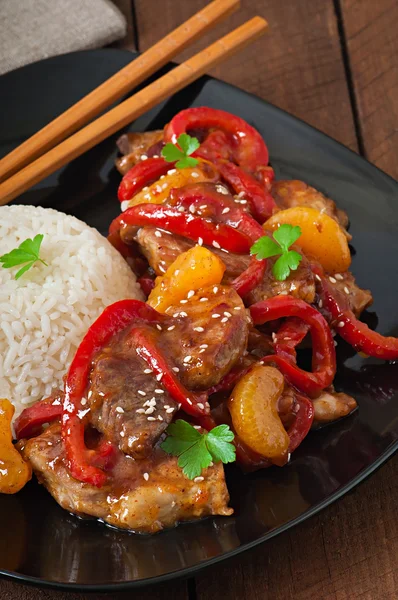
<box><xmin>0</xmin><ymin>205</ymin><xmax>143</xmax><ymax>420</ymax></box>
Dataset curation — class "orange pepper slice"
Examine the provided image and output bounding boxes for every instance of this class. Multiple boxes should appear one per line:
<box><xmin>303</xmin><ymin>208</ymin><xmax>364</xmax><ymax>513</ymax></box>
<box><xmin>147</xmin><ymin>246</ymin><xmax>225</xmax><ymax>313</ymax></box>
<box><xmin>0</xmin><ymin>399</ymin><xmax>32</xmax><ymax>494</ymax></box>
<box><xmin>265</xmin><ymin>206</ymin><xmax>351</xmax><ymax>274</ymax></box>
<box><xmin>228</xmin><ymin>365</ymin><xmax>289</xmax><ymax>466</ymax></box>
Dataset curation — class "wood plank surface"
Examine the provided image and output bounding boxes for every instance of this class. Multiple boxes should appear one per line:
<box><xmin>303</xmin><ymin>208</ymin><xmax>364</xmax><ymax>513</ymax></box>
<box><xmin>134</xmin><ymin>0</ymin><xmax>358</xmax><ymax>150</ymax></box>
<box><xmin>340</xmin><ymin>0</ymin><xmax>398</xmax><ymax>179</ymax></box>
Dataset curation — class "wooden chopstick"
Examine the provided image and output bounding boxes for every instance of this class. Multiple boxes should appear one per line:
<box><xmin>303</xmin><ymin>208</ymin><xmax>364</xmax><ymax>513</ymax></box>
<box><xmin>0</xmin><ymin>17</ymin><xmax>268</xmax><ymax>206</ymax></box>
<box><xmin>0</xmin><ymin>0</ymin><xmax>240</xmax><ymax>183</ymax></box>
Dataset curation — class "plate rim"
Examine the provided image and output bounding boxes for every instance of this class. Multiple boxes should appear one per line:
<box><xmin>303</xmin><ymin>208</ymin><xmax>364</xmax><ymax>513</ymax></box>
<box><xmin>1</xmin><ymin>47</ymin><xmax>397</xmax><ymax>592</ymax></box>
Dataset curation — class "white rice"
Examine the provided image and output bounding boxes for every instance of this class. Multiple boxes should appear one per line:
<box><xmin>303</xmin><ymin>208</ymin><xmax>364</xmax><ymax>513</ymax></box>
<box><xmin>0</xmin><ymin>205</ymin><xmax>143</xmax><ymax>421</ymax></box>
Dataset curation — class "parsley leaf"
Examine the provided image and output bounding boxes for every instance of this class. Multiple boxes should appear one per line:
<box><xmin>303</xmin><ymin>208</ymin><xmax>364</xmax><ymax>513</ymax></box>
<box><xmin>250</xmin><ymin>224</ymin><xmax>302</xmax><ymax>281</ymax></box>
<box><xmin>160</xmin><ymin>419</ymin><xmax>236</xmax><ymax>479</ymax></box>
<box><xmin>0</xmin><ymin>234</ymin><xmax>48</xmax><ymax>280</ymax></box>
<box><xmin>161</xmin><ymin>133</ymin><xmax>200</xmax><ymax>169</ymax></box>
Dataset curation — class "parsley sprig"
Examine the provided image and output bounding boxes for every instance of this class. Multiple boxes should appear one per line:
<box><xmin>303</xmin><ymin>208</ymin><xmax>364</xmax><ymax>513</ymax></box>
<box><xmin>0</xmin><ymin>234</ymin><xmax>48</xmax><ymax>280</ymax></box>
<box><xmin>161</xmin><ymin>133</ymin><xmax>200</xmax><ymax>169</ymax></box>
<box><xmin>250</xmin><ymin>224</ymin><xmax>302</xmax><ymax>281</ymax></box>
<box><xmin>161</xmin><ymin>419</ymin><xmax>236</xmax><ymax>479</ymax></box>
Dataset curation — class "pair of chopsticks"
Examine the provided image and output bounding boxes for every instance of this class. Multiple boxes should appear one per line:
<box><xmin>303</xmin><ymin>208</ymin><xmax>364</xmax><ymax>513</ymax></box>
<box><xmin>0</xmin><ymin>0</ymin><xmax>268</xmax><ymax>206</ymax></box>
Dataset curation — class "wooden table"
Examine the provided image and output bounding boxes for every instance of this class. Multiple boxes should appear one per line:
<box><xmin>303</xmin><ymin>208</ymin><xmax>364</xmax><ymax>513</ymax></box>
<box><xmin>2</xmin><ymin>1</ymin><xmax>397</xmax><ymax>598</ymax></box>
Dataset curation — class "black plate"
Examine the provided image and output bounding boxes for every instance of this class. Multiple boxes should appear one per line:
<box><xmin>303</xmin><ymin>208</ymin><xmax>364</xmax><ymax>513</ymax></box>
<box><xmin>0</xmin><ymin>49</ymin><xmax>398</xmax><ymax>592</ymax></box>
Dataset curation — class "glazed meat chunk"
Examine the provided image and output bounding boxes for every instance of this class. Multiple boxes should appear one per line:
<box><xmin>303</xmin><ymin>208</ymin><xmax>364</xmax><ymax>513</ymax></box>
<box><xmin>115</xmin><ymin>130</ymin><xmax>164</xmax><ymax>175</ymax></box>
<box><xmin>21</xmin><ymin>425</ymin><xmax>232</xmax><ymax>534</ymax></box>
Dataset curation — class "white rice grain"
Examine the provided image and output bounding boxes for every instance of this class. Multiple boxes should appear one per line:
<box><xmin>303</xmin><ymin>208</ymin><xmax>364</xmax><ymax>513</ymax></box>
<box><xmin>0</xmin><ymin>205</ymin><xmax>143</xmax><ymax>422</ymax></box>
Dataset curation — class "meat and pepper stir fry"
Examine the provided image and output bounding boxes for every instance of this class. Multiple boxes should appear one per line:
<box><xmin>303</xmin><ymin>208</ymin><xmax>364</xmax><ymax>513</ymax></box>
<box><xmin>11</xmin><ymin>107</ymin><xmax>398</xmax><ymax>533</ymax></box>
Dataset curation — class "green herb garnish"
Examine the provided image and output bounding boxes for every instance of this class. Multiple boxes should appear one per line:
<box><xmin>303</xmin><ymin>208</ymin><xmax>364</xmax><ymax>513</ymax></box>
<box><xmin>161</xmin><ymin>133</ymin><xmax>200</xmax><ymax>169</ymax></box>
<box><xmin>161</xmin><ymin>419</ymin><xmax>236</xmax><ymax>479</ymax></box>
<box><xmin>0</xmin><ymin>234</ymin><xmax>48</xmax><ymax>280</ymax></box>
<box><xmin>250</xmin><ymin>224</ymin><xmax>302</xmax><ymax>281</ymax></box>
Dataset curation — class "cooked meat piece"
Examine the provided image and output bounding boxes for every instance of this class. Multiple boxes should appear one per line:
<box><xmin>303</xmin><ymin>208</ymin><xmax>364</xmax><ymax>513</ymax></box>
<box><xmin>272</xmin><ymin>180</ymin><xmax>350</xmax><ymax>238</ymax></box>
<box><xmin>160</xmin><ymin>285</ymin><xmax>249</xmax><ymax>390</ymax></box>
<box><xmin>312</xmin><ymin>390</ymin><xmax>357</xmax><ymax>427</ymax></box>
<box><xmin>326</xmin><ymin>271</ymin><xmax>373</xmax><ymax>317</ymax></box>
<box><xmin>22</xmin><ymin>424</ymin><xmax>232</xmax><ymax>534</ymax></box>
<box><xmin>88</xmin><ymin>332</ymin><xmax>178</xmax><ymax>459</ymax></box>
<box><xmin>245</xmin><ymin>251</ymin><xmax>315</xmax><ymax>305</ymax></box>
<box><xmin>115</xmin><ymin>130</ymin><xmax>164</xmax><ymax>175</ymax></box>
<box><xmin>136</xmin><ymin>228</ymin><xmax>315</xmax><ymax>305</ymax></box>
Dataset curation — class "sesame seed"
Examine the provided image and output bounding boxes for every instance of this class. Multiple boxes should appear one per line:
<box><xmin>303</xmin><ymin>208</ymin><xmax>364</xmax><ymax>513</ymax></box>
<box><xmin>315</xmin><ymin>274</ymin><xmax>321</xmax><ymax>282</ymax></box>
<box><xmin>167</xmin><ymin>325</ymin><xmax>175</xmax><ymax>331</ymax></box>
<box><xmin>145</xmin><ymin>407</ymin><xmax>155</xmax><ymax>414</ymax></box>
<box><xmin>319</xmin><ymin>299</ymin><xmax>323</xmax><ymax>308</ymax></box>
<box><xmin>197</xmin><ymin>403</ymin><xmax>204</xmax><ymax>409</ymax></box>
<box><xmin>147</xmin><ymin>416</ymin><xmax>156</xmax><ymax>421</ymax></box>
<box><xmin>238</xmin><ymin>191</ymin><xmax>246</xmax><ymax>198</ymax></box>
<box><xmin>200</xmin><ymin>344</ymin><xmax>208</xmax><ymax>349</ymax></box>
<box><xmin>222</xmin><ymin>207</ymin><xmax>230</xmax><ymax>214</ymax></box>
<box><xmin>143</xmin><ymin>186</ymin><xmax>149</xmax><ymax>191</ymax></box>
<box><xmin>172</xmin><ymin>367</ymin><xmax>180</xmax><ymax>372</ymax></box>
<box><xmin>213</xmin><ymin>286</ymin><xmax>218</xmax><ymax>293</ymax></box>
<box><xmin>224</xmin><ymin>311</ymin><xmax>232</xmax><ymax>317</ymax></box>
<box><xmin>155</xmin><ymin>389</ymin><xmax>164</xmax><ymax>394</ymax></box>
<box><xmin>284</xmin><ymin>337</ymin><xmax>291</xmax><ymax>341</ymax></box>
<box><xmin>153</xmin><ymin>155</ymin><xmax>160</xmax><ymax>159</ymax></box>
<box><xmin>143</xmin><ymin>472</ymin><xmax>149</xmax><ymax>481</ymax></box>
<box><xmin>173</xmin><ymin>312</ymin><xmax>180</xmax><ymax>318</ymax></box>
<box><xmin>144</xmin><ymin>193</ymin><xmax>152</xmax><ymax>200</ymax></box>
<box><xmin>329</xmin><ymin>276</ymin><xmax>337</xmax><ymax>284</ymax></box>
<box><xmin>191</xmin><ymin>171</ymin><xmax>199</xmax><ymax>178</ymax></box>
<box><xmin>199</xmin><ymin>204</ymin><xmax>208</xmax><ymax>210</ymax></box>
<box><xmin>199</xmin><ymin>348</ymin><xmax>206</xmax><ymax>353</ymax></box>
<box><xmin>144</xmin><ymin>368</ymin><xmax>152</xmax><ymax>374</ymax></box>
<box><xmin>221</xmin><ymin>248</ymin><xmax>229</xmax><ymax>253</ymax></box>
<box><xmin>120</xmin><ymin>431</ymin><xmax>125</xmax><ymax>437</ymax></box>
<box><xmin>187</xmin><ymin>290</ymin><xmax>195</xmax><ymax>299</ymax></box>
<box><xmin>136</xmin><ymin>408</ymin><xmax>145</xmax><ymax>414</ymax></box>
<box><xmin>160</xmin><ymin>175</ymin><xmax>165</xmax><ymax>180</ymax></box>
<box><xmin>234</xmin><ymin>306</ymin><xmax>242</xmax><ymax>311</ymax></box>
<box><xmin>175</xmin><ymin>270</ymin><xmax>180</xmax><ymax>276</ymax></box>
<box><xmin>162</xmin><ymin>183</ymin><xmax>168</xmax><ymax>190</ymax></box>
<box><xmin>279</xmin><ymin>290</ymin><xmax>288</xmax><ymax>295</ymax></box>
<box><xmin>140</xmin><ymin>154</ymin><xmax>148</xmax><ymax>160</ymax></box>
<box><xmin>180</xmin><ymin>299</ymin><xmax>188</xmax><ymax>304</ymax></box>
<box><xmin>81</xmin><ymin>398</ymin><xmax>87</xmax><ymax>406</ymax></box>
<box><xmin>166</xmin><ymin>407</ymin><xmax>174</xmax><ymax>413</ymax></box>
<box><xmin>221</xmin><ymin>317</ymin><xmax>228</xmax><ymax>323</ymax></box>
<box><xmin>116</xmin><ymin>406</ymin><xmax>124</xmax><ymax>414</ymax></box>
<box><xmin>272</xmin><ymin>332</ymin><xmax>277</xmax><ymax>342</ymax></box>
<box><xmin>194</xmin><ymin>476</ymin><xmax>204</xmax><ymax>483</ymax></box>
<box><xmin>138</xmin><ymin>390</ymin><xmax>146</xmax><ymax>396</ymax></box>
<box><xmin>156</xmin><ymin>324</ymin><xmax>162</xmax><ymax>331</ymax></box>
<box><xmin>87</xmin><ymin>390</ymin><xmax>92</xmax><ymax>400</ymax></box>
<box><xmin>177</xmin><ymin>206</ymin><xmax>185</xmax><ymax>212</ymax></box>
<box><xmin>194</xmin><ymin>326</ymin><xmax>204</xmax><ymax>332</ymax></box>
<box><xmin>186</xmin><ymin>399</ymin><xmax>193</xmax><ymax>405</ymax></box>
<box><xmin>216</xmin><ymin>185</ymin><xmax>229</xmax><ymax>195</ymax></box>
<box><xmin>183</xmin><ymin>355</ymin><xmax>192</xmax><ymax>363</ymax></box>
<box><xmin>156</xmin><ymin>373</ymin><xmax>163</xmax><ymax>382</ymax></box>
<box><xmin>193</xmin><ymin>425</ymin><xmax>201</xmax><ymax>430</ymax></box>
<box><xmin>337</xmin><ymin>321</ymin><xmax>345</xmax><ymax>328</ymax></box>
<box><xmin>200</xmin><ymin>297</ymin><xmax>208</xmax><ymax>302</ymax></box>
<box><xmin>335</xmin><ymin>273</ymin><xmax>344</xmax><ymax>280</ymax></box>
<box><xmin>198</xmin><ymin>237</ymin><xmax>203</xmax><ymax>246</ymax></box>
<box><xmin>344</xmin><ymin>286</ymin><xmax>350</xmax><ymax>294</ymax></box>
<box><xmin>153</xmin><ymin>230</ymin><xmax>162</xmax><ymax>240</ymax></box>
<box><xmin>189</xmin><ymin>204</ymin><xmax>196</xmax><ymax>214</ymax></box>
<box><xmin>158</xmin><ymin>415</ymin><xmax>164</xmax><ymax>421</ymax></box>
<box><xmin>212</xmin><ymin>313</ymin><xmax>221</xmax><ymax>318</ymax></box>
<box><xmin>212</xmin><ymin>241</ymin><xmax>221</xmax><ymax>249</ymax></box>
<box><xmin>180</xmin><ymin>312</ymin><xmax>188</xmax><ymax>317</ymax></box>
<box><xmin>159</xmin><ymin>264</ymin><xmax>166</xmax><ymax>273</ymax></box>
<box><xmin>240</xmin><ymin>199</ymin><xmax>247</xmax><ymax>204</ymax></box>
<box><xmin>334</xmin><ymin>340</ymin><xmax>338</xmax><ymax>346</ymax></box>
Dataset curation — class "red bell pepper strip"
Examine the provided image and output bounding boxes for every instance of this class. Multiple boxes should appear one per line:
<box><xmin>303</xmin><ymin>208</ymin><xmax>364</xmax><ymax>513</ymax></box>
<box><xmin>118</xmin><ymin>157</ymin><xmax>170</xmax><ymax>202</ymax></box>
<box><xmin>109</xmin><ymin>204</ymin><xmax>252</xmax><ymax>254</ymax></box>
<box><xmin>287</xmin><ymin>394</ymin><xmax>314</xmax><ymax>452</ymax></box>
<box><xmin>218</xmin><ymin>161</ymin><xmax>277</xmax><ymax>223</ymax></box>
<box><xmin>314</xmin><ymin>268</ymin><xmax>398</xmax><ymax>360</ymax></box>
<box><xmin>250</xmin><ymin>296</ymin><xmax>336</xmax><ymax>398</ymax></box>
<box><xmin>62</xmin><ymin>300</ymin><xmax>170</xmax><ymax>487</ymax></box>
<box><xmin>274</xmin><ymin>318</ymin><xmax>310</xmax><ymax>363</ymax></box>
<box><xmin>131</xmin><ymin>326</ymin><xmax>210</xmax><ymax>420</ymax></box>
<box><xmin>164</xmin><ymin>107</ymin><xmax>269</xmax><ymax>172</ymax></box>
<box><xmin>15</xmin><ymin>397</ymin><xmax>62</xmax><ymax>440</ymax></box>
<box><xmin>169</xmin><ymin>184</ymin><xmax>267</xmax><ymax>297</ymax></box>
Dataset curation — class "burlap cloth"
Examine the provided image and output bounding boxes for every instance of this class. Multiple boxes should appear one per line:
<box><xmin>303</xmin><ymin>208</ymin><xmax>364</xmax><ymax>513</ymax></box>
<box><xmin>0</xmin><ymin>0</ymin><xmax>127</xmax><ymax>75</ymax></box>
